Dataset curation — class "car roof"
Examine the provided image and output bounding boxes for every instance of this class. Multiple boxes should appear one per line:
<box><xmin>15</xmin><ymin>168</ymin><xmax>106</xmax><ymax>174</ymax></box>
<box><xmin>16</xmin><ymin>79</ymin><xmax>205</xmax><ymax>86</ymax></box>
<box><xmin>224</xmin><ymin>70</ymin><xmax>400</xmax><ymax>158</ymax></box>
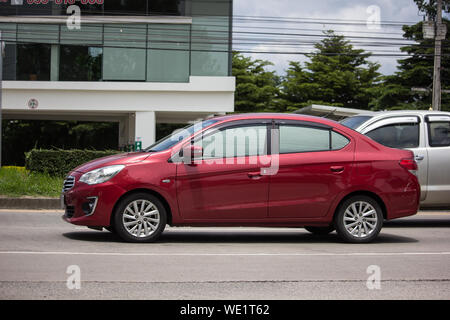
<box><xmin>211</xmin><ymin>113</ymin><xmax>341</xmax><ymax>126</ymax></box>
<box><xmin>363</xmin><ymin>110</ymin><xmax>450</xmax><ymax>117</ymax></box>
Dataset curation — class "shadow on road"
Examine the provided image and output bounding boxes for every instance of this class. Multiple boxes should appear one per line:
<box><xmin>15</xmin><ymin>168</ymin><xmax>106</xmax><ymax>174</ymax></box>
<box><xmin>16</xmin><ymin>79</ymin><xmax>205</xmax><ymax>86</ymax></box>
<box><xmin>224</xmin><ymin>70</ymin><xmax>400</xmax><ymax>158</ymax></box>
<box><xmin>62</xmin><ymin>229</ymin><xmax>418</xmax><ymax>244</ymax></box>
<box><xmin>384</xmin><ymin>217</ymin><xmax>450</xmax><ymax>228</ymax></box>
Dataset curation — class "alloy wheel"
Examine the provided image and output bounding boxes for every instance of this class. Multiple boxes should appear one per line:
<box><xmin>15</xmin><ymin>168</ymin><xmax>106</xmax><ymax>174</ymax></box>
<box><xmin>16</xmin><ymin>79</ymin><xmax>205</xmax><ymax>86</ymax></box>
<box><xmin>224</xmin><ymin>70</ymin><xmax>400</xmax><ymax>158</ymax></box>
<box><xmin>343</xmin><ymin>201</ymin><xmax>378</xmax><ymax>239</ymax></box>
<box><xmin>122</xmin><ymin>200</ymin><xmax>160</xmax><ymax>238</ymax></box>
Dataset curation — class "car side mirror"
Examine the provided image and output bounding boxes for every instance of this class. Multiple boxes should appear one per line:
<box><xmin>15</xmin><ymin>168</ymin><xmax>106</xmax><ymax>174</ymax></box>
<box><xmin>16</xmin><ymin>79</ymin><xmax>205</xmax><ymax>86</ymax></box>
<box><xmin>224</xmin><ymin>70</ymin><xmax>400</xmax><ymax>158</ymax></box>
<box><xmin>182</xmin><ymin>144</ymin><xmax>203</xmax><ymax>165</ymax></box>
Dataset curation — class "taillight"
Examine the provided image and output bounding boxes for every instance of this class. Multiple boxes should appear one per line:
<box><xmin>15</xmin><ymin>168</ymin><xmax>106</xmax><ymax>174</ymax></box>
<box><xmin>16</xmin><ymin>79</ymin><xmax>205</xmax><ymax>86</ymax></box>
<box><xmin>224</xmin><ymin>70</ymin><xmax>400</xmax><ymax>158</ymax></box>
<box><xmin>399</xmin><ymin>158</ymin><xmax>418</xmax><ymax>175</ymax></box>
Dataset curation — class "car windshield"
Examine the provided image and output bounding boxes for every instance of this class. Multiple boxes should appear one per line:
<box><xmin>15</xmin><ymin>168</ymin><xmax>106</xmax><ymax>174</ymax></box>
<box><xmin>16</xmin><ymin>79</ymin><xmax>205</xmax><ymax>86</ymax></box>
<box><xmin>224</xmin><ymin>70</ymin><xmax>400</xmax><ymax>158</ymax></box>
<box><xmin>340</xmin><ymin>115</ymin><xmax>373</xmax><ymax>129</ymax></box>
<box><xmin>144</xmin><ymin>119</ymin><xmax>219</xmax><ymax>152</ymax></box>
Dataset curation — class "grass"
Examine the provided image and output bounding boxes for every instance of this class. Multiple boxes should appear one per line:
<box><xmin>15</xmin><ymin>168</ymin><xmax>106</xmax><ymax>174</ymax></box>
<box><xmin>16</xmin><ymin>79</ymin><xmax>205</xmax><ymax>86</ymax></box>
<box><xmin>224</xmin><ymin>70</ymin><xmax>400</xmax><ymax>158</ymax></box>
<box><xmin>0</xmin><ymin>167</ymin><xmax>63</xmax><ymax>198</ymax></box>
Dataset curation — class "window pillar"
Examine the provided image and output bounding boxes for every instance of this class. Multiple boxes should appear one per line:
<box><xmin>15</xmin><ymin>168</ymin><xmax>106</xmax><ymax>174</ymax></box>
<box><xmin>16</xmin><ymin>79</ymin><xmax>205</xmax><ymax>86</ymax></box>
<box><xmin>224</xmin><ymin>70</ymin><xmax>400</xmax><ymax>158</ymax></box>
<box><xmin>50</xmin><ymin>44</ymin><xmax>59</xmax><ymax>81</ymax></box>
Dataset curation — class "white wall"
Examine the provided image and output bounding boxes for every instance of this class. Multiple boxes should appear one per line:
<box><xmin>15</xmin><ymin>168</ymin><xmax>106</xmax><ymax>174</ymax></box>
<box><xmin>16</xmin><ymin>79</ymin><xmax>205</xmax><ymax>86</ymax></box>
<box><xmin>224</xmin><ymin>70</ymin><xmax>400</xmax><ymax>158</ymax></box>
<box><xmin>2</xmin><ymin>76</ymin><xmax>235</xmax><ymax>147</ymax></box>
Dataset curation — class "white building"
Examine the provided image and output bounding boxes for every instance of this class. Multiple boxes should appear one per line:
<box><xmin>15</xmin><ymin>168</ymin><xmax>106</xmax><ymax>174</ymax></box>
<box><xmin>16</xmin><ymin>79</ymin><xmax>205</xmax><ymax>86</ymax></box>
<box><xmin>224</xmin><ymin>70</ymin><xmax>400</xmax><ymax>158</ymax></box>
<box><xmin>0</xmin><ymin>0</ymin><xmax>235</xmax><ymax>149</ymax></box>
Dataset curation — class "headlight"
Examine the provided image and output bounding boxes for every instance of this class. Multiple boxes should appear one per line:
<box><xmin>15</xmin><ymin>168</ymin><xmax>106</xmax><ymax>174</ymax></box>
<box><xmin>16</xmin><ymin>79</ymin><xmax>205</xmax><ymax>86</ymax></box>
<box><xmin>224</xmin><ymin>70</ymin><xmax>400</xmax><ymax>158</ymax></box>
<box><xmin>79</xmin><ymin>165</ymin><xmax>125</xmax><ymax>185</ymax></box>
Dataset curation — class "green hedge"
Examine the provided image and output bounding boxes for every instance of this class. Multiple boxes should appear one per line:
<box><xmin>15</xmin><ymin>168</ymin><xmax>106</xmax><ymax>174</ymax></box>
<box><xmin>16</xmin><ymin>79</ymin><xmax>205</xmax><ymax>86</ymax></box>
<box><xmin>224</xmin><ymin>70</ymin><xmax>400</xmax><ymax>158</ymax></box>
<box><xmin>25</xmin><ymin>149</ymin><xmax>121</xmax><ymax>177</ymax></box>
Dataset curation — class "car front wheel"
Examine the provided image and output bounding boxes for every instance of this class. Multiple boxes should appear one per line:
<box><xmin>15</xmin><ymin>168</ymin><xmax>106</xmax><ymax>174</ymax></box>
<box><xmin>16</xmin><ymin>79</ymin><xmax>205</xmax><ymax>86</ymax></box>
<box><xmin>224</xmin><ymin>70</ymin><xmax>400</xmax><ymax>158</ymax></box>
<box><xmin>113</xmin><ymin>193</ymin><xmax>166</xmax><ymax>243</ymax></box>
<box><xmin>334</xmin><ymin>196</ymin><xmax>383</xmax><ymax>243</ymax></box>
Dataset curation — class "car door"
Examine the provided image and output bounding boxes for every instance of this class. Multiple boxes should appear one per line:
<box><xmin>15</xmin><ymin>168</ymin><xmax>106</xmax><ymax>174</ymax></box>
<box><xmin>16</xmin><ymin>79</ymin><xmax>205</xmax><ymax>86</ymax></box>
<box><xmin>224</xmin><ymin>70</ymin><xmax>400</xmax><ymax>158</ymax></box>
<box><xmin>176</xmin><ymin>121</ymin><xmax>271</xmax><ymax>220</ymax></box>
<box><xmin>268</xmin><ymin>120</ymin><xmax>354</xmax><ymax>219</ymax></box>
<box><xmin>423</xmin><ymin>115</ymin><xmax>450</xmax><ymax>205</ymax></box>
<box><xmin>361</xmin><ymin>116</ymin><xmax>428</xmax><ymax>201</ymax></box>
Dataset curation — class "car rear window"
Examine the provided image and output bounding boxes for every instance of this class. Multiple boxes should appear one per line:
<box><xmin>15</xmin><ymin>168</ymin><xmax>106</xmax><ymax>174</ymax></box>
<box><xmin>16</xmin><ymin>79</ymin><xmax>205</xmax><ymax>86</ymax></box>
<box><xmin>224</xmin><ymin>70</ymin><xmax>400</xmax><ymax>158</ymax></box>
<box><xmin>366</xmin><ymin>123</ymin><xmax>419</xmax><ymax>149</ymax></box>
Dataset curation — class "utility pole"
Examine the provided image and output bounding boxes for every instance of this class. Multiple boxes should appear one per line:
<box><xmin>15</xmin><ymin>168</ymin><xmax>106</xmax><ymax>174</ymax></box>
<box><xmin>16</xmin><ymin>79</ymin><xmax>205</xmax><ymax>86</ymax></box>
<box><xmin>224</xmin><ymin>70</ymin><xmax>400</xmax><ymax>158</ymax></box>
<box><xmin>432</xmin><ymin>0</ymin><xmax>446</xmax><ymax>111</ymax></box>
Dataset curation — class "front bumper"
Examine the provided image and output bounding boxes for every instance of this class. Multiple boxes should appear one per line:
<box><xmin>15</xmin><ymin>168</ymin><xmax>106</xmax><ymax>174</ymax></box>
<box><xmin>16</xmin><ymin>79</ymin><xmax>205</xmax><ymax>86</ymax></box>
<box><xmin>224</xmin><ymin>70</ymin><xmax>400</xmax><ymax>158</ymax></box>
<box><xmin>61</xmin><ymin>172</ymin><xmax>126</xmax><ymax>227</ymax></box>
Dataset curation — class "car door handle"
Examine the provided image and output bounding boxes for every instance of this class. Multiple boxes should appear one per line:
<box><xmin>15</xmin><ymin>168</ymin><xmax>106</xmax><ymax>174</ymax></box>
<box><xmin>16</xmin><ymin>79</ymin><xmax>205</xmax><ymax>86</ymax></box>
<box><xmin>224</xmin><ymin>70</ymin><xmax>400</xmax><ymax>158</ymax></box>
<box><xmin>248</xmin><ymin>171</ymin><xmax>262</xmax><ymax>179</ymax></box>
<box><xmin>330</xmin><ymin>166</ymin><xmax>345</xmax><ymax>173</ymax></box>
<box><xmin>415</xmin><ymin>155</ymin><xmax>425</xmax><ymax>161</ymax></box>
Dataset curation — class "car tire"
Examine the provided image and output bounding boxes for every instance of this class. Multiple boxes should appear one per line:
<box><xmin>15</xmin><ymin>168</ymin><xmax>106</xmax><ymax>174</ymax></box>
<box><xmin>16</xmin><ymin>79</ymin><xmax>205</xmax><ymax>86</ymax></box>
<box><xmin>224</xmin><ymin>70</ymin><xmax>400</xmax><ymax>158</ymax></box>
<box><xmin>113</xmin><ymin>193</ymin><xmax>167</xmax><ymax>243</ymax></box>
<box><xmin>304</xmin><ymin>226</ymin><xmax>335</xmax><ymax>235</ymax></box>
<box><xmin>334</xmin><ymin>195</ymin><xmax>383</xmax><ymax>243</ymax></box>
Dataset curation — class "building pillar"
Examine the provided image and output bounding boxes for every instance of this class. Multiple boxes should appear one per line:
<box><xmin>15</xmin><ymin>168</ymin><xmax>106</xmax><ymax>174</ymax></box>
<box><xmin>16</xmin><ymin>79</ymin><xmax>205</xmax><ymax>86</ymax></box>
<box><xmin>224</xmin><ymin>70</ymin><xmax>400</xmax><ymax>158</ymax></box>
<box><xmin>118</xmin><ymin>113</ymin><xmax>137</xmax><ymax>149</ymax></box>
<box><xmin>135</xmin><ymin>111</ymin><xmax>156</xmax><ymax>149</ymax></box>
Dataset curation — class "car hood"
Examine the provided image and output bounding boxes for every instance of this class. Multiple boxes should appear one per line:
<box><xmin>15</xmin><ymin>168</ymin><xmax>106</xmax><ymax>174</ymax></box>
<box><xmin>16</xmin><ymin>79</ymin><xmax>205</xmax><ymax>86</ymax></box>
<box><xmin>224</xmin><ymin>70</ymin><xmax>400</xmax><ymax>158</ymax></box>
<box><xmin>72</xmin><ymin>152</ymin><xmax>150</xmax><ymax>173</ymax></box>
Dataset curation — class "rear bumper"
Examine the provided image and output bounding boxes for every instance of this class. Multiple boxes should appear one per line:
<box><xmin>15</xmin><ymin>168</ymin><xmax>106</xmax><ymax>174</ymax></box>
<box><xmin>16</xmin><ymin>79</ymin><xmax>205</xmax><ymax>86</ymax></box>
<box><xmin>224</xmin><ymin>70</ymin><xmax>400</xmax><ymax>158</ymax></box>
<box><xmin>383</xmin><ymin>177</ymin><xmax>421</xmax><ymax>220</ymax></box>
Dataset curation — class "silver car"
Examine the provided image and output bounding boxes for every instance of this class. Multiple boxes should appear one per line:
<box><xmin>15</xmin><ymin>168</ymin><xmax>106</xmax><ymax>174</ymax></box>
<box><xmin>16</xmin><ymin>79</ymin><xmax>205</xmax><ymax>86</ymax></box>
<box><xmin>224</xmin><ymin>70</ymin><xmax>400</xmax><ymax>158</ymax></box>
<box><xmin>341</xmin><ymin>110</ymin><xmax>450</xmax><ymax>208</ymax></box>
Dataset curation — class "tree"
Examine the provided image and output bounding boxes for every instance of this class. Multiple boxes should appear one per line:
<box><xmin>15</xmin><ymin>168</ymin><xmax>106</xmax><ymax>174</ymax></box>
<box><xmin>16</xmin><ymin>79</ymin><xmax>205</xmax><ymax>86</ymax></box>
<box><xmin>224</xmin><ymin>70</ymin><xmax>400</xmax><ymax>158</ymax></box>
<box><xmin>232</xmin><ymin>51</ymin><xmax>280</xmax><ymax>113</ymax></box>
<box><xmin>280</xmin><ymin>31</ymin><xmax>381</xmax><ymax>112</ymax></box>
<box><xmin>414</xmin><ymin>0</ymin><xmax>450</xmax><ymax>20</ymax></box>
<box><xmin>370</xmin><ymin>1</ymin><xmax>450</xmax><ymax>111</ymax></box>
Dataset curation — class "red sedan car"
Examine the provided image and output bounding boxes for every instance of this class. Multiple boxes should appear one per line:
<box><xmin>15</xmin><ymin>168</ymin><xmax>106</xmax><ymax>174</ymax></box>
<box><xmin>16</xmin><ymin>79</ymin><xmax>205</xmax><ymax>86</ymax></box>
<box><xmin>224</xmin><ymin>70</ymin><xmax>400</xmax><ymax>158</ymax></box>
<box><xmin>62</xmin><ymin>113</ymin><xmax>420</xmax><ymax>243</ymax></box>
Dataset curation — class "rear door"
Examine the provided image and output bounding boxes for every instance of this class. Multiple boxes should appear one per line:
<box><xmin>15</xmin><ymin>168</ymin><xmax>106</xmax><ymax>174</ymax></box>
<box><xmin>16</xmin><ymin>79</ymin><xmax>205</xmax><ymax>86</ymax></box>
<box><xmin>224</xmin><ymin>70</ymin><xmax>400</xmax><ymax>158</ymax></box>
<box><xmin>361</xmin><ymin>116</ymin><xmax>428</xmax><ymax>201</ymax></box>
<box><xmin>424</xmin><ymin>115</ymin><xmax>450</xmax><ymax>206</ymax></box>
<box><xmin>268</xmin><ymin>120</ymin><xmax>354</xmax><ymax>219</ymax></box>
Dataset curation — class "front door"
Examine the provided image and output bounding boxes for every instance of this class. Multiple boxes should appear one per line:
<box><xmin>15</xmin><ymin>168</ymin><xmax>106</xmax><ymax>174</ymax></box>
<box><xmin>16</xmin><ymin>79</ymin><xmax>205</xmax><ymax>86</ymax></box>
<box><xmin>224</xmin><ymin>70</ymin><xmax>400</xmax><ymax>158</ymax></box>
<box><xmin>176</xmin><ymin>122</ymin><xmax>271</xmax><ymax>220</ymax></box>
<box><xmin>424</xmin><ymin>115</ymin><xmax>450</xmax><ymax>205</ymax></box>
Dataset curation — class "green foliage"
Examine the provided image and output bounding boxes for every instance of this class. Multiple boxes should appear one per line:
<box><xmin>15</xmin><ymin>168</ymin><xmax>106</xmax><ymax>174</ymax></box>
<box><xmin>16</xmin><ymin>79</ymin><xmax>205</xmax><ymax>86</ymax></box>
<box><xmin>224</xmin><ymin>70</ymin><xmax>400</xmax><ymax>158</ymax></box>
<box><xmin>0</xmin><ymin>167</ymin><xmax>63</xmax><ymax>198</ymax></box>
<box><xmin>232</xmin><ymin>51</ymin><xmax>280</xmax><ymax>113</ymax></box>
<box><xmin>25</xmin><ymin>149</ymin><xmax>120</xmax><ymax>177</ymax></box>
<box><xmin>370</xmin><ymin>19</ymin><xmax>450</xmax><ymax>111</ymax></box>
<box><xmin>279</xmin><ymin>31</ymin><xmax>381</xmax><ymax>112</ymax></box>
<box><xmin>2</xmin><ymin>120</ymin><xmax>119</xmax><ymax>166</ymax></box>
<box><xmin>414</xmin><ymin>0</ymin><xmax>450</xmax><ymax>20</ymax></box>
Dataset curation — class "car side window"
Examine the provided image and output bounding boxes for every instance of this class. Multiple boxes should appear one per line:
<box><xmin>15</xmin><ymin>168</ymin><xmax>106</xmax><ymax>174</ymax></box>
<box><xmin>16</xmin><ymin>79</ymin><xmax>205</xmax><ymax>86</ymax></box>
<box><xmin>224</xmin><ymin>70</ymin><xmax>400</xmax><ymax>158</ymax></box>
<box><xmin>428</xmin><ymin>121</ymin><xmax>450</xmax><ymax>147</ymax></box>
<box><xmin>197</xmin><ymin>124</ymin><xmax>268</xmax><ymax>159</ymax></box>
<box><xmin>331</xmin><ymin>131</ymin><xmax>350</xmax><ymax>150</ymax></box>
<box><xmin>366</xmin><ymin>123</ymin><xmax>419</xmax><ymax>149</ymax></box>
<box><xmin>279</xmin><ymin>125</ymin><xmax>329</xmax><ymax>153</ymax></box>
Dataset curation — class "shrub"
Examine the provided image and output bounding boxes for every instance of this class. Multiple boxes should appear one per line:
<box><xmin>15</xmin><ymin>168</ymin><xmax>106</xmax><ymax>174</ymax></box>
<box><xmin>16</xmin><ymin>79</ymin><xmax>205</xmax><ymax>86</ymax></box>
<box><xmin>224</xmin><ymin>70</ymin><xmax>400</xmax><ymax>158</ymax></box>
<box><xmin>25</xmin><ymin>149</ymin><xmax>121</xmax><ymax>177</ymax></box>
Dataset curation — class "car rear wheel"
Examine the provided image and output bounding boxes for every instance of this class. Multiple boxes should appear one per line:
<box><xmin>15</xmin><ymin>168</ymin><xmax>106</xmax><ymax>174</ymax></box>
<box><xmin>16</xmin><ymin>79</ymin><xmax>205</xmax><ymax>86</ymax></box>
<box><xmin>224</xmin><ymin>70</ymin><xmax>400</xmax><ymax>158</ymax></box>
<box><xmin>304</xmin><ymin>226</ymin><xmax>335</xmax><ymax>235</ymax></box>
<box><xmin>113</xmin><ymin>193</ymin><xmax>166</xmax><ymax>243</ymax></box>
<box><xmin>334</xmin><ymin>196</ymin><xmax>383</xmax><ymax>243</ymax></box>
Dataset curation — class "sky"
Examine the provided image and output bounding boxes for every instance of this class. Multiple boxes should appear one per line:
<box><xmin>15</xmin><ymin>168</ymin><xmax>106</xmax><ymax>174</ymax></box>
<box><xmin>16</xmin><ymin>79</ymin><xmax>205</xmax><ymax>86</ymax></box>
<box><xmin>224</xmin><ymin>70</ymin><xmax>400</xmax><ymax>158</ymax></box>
<box><xmin>232</xmin><ymin>0</ymin><xmax>429</xmax><ymax>76</ymax></box>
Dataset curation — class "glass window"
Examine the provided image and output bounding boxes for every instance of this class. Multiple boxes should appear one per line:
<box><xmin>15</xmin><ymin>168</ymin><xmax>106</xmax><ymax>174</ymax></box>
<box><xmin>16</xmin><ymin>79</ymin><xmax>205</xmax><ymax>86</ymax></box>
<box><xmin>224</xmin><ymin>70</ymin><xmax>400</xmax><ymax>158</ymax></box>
<box><xmin>16</xmin><ymin>43</ymin><xmax>51</xmax><ymax>81</ymax></box>
<box><xmin>191</xmin><ymin>16</ymin><xmax>229</xmax><ymax>77</ymax></box>
<box><xmin>2</xmin><ymin>43</ymin><xmax>17</xmax><ymax>81</ymax></box>
<box><xmin>149</xmin><ymin>0</ymin><xmax>185</xmax><ymax>16</ymax></box>
<box><xmin>331</xmin><ymin>131</ymin><xmax>350</xmax><ymax>150</ymax></box>
<box><xmin>59</xmin><ymin>46</ymin><xmax>102</xmax><ymax>81</ymax></box>
<box><xmin>0</xmin><ymin>23</ymin><xmax>17</xmax><ymax>42</ymax></box>
<box><xmin>57</xmin><ymin>3</ymin><xmax>103</xmax><ymax>15</ymax></box>
<box><xmin>0</xmin><ymin>2</ymin><xmax>18</xmax><ymax>16</ymax></box>
<box><xmin>279</xmin><ymin>125</ymin><xmax>330</xmax><ymax>154</ymax></box>
<box><xmin>17</xmin><ymin>2</ymin><xmax>53</xmax><ymax>15</ymax></box>
<box><xmin>147</xmin><ymin>24</ymin><xmax>190</xmax><ymax>82</ymax></box>
<box><xmin>198</xmin><ymin>125</ymin><xmax>267</xmax><ymax>159</ymax></box>
<box><xmin>103</xmin><ymin>24</ymin><xmax>146</xmax><ymax>81</ymax></box>
<box><xmin>17</xmin><ymin>24</ymin><xmax>59</xmax><ymax>45</ymax></box>
<box><xmin>105</xmin><ymin>0</ymin><xmax>147</xmax><ymax>15</ymax></box>
<box><xmin>366</xmin><ymin>123</ymin><xmax>419</xmax><ymax>149</ymax></box>
<box><xmin>146</xmin><ymin>119</ymin><xmax>218</xmax><ymax>152</ymax></box>
<box><xmin>340</xmin><ymin>115</ymin><xmax>373</xmax><ymax>129</ymax></box>
<box><xmin>60</xmin><ymin>24</ymin><xmax>103</xmax><ymax>46</ymax></box>
<box><xmin>428</xmin><ymin>122</ymin><xmax>450</xmax><ymax>147</ymax></box>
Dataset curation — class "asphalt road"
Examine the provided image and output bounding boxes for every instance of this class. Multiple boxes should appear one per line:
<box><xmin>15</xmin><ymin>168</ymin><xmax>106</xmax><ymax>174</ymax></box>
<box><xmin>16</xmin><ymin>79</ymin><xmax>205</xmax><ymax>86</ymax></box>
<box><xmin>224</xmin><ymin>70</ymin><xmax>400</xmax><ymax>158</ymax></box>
<box><xmin>0</xmin><ymin>210</ymin><xmax>449</xmax><ymax>300</ymax></box>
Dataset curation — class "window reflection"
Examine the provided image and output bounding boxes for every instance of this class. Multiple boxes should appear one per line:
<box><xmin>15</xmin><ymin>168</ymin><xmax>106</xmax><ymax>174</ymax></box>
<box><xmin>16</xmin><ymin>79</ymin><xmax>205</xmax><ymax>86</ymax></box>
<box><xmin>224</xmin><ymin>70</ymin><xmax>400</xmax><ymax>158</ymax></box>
<box><xmin>17</xmin><ymin>44</ymin><xmax>51</xmax><ymax>81</ymax></box>
<box><xmin>60</xmin><ymin>46</ymin><xmax>102</xmax><ymax>81</ymax></box>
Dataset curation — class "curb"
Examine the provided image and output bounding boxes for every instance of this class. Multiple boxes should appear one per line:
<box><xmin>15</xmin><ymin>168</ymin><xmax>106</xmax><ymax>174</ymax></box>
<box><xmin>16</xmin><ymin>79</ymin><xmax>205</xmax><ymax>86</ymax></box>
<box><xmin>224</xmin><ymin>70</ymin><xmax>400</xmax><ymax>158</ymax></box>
<box><xmin>0</xmin><ymin>197</ymin><xmax>60</xmax><ymax>210</ymax></box>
